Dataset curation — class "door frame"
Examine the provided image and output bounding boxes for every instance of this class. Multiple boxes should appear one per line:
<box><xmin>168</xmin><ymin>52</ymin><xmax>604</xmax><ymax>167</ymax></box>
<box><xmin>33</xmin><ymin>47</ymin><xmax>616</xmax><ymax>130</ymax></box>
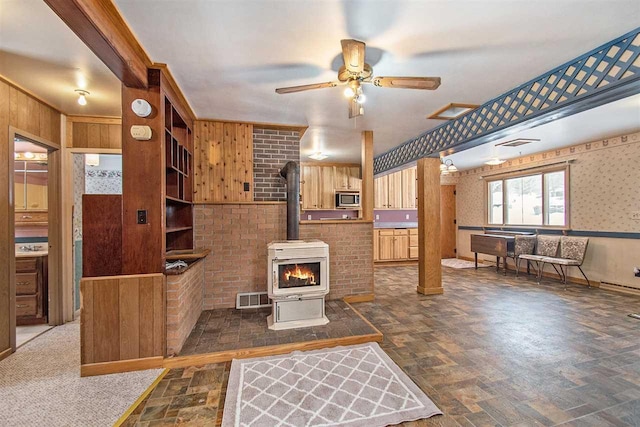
<box><xmin>8</xmin><ymin>126</ymin><xmax>62</xmax><ymax>351</ymax></box>
<box><xmin>61</xmin><ymin>147</ymin><xmax>121</xmax><ymax>321</ymax></box>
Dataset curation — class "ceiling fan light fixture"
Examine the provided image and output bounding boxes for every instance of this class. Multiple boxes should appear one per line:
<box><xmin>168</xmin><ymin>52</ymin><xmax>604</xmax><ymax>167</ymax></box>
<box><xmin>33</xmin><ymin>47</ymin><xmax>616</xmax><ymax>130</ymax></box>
<box><xmin>356</xmin><ymin>93</ymin><xmax>366</xmax><ymax>104</ymax></box>
<box><xmin>343</xmin><ymin>87</ymin><xmax>355</xmax><ymax>98</ymax></box>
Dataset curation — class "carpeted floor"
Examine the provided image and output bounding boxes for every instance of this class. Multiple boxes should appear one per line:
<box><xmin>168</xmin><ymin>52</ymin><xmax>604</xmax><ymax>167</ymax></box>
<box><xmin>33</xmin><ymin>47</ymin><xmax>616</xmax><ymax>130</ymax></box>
<box><xmin>0</xmin><ymin>320</ymin><xmax>164</xmax><ymax>427</ymax></box>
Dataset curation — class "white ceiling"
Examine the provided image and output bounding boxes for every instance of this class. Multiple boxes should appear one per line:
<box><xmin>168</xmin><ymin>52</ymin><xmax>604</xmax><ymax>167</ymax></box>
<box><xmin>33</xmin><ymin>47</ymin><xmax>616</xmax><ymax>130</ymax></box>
<box><xmin>0</xmin><ymin>0</ymin><xmax>638</xmax><ymax>168</ymax></box>
<box><xmin>0</xmin><ymin>0</ymin><xmax>122</xmax><ymax>116</ymax></box>
<box><xmin>113</xmin><ymin>0</ymin><xmax>640</xmax><ymax>162</ymax></box>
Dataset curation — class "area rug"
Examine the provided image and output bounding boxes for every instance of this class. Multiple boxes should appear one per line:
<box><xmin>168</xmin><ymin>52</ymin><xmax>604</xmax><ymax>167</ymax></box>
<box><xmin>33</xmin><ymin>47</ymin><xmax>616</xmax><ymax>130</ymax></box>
<box><xmin>222</xmin><ymin>342</ymin><xmax>442</xmax><ymax>427</ymax></box>
<box><xmin>441</xmin><ymin>258</ymin><xmax>492</xmax><ymax>269</ymax></box>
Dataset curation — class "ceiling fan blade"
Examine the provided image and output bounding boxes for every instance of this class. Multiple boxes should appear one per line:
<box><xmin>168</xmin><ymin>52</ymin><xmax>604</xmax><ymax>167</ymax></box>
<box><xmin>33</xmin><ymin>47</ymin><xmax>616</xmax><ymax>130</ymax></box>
<box><xmin>371</xmin><ymin>76</ymin><xmax>441</xmax><ymax>90</ymax></box>
<box><xmin>349</xmin><ymin>98</ymin><xmax>363</xmax><ymax>118</ymax></box>
<box><xmin>341</xmin><ymin>39</ymin><xmax>366</xmax><ymax>74</ymax></box>
<box><xmin>275</xmin><ymin>81</ymin><xmax>339</xmax><ymax>94</ymax></box>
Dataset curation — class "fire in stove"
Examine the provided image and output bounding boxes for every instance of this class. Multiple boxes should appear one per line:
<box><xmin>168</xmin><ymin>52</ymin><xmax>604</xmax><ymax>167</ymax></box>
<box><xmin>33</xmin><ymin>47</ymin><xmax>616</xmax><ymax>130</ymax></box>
<box><xmin>279</xmin><ymin>263</ymin><xmax>320</xmax><ymax>288</ymax></box>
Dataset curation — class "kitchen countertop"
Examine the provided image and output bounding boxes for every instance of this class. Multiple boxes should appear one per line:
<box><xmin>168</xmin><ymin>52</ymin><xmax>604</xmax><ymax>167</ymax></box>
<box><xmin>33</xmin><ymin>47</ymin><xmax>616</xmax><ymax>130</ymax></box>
<box><xmin>15</xmin><ymin>243</ymin><xmax>48</xmax><ymax>258</ymax></box>
<box><xmin>16</xmin><ymin>250</ymin><xmax>48</xmax><ymax>258</ymax></box>
<box><xmin>374</xmin><ymin>222</ymin><xmax>418</xmax><ymax>229</ymax></box>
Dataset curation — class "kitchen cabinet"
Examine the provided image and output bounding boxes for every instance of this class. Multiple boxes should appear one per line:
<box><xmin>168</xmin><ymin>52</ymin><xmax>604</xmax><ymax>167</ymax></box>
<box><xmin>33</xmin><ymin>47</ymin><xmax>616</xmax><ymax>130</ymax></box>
<box><xmin>301</xmin><ymin>163</ymin><xmax>361</xmax><ymax>210</ymax></box>
<box><xmin>374</xmin><ymin>167</ymin><xmax>416</xmax><ymax>209</ymax></box>
<box><xmin>15</xmin><ymin>255</ymin><xmax>48</xmax><ymax>325</ymax></box>
<box><xmin>378</xmin><ymin>230</ymin><xmax>395</xmax><ymax>260</ymax></box>
<box><xmin>374</xmin><ymin>228</ymin><xmax>418</xmax><ymax>262</ymax></box>
<box><xmin>334</xmin><ymin>166</ymin><xmax>361</xmax><ymax>191</ymax></box>
<box><xmin>409</xmin><ymin>229</ymin><xmax>418</xmax><ymax>259</ymax></box>
<box><xmin>373</xmin><ymin>229</ymin><xmax>380</xmax><ymax>261</ymax></box>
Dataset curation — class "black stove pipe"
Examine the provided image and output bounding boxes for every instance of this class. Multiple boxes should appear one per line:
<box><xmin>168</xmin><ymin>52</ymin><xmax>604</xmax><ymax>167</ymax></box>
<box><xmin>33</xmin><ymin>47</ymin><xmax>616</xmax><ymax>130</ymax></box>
<box><xmin>280</xmin><ymin>161</ymin><xmax>300</xmax><ymax>240</ymax></box>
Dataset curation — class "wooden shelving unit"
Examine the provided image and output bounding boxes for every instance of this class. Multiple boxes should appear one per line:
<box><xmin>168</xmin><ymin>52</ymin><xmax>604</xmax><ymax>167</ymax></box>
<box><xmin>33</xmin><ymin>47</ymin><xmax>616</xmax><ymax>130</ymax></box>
<box><xmin>164</xmin><ymin>96</ymin><xmax>194</xmax><ymax>253</ymax></box>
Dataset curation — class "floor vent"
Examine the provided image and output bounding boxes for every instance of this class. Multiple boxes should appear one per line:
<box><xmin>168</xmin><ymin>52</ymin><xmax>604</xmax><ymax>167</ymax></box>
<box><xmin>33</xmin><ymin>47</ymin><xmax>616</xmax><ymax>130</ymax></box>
<box><xmin>600</xmin><ymin>281</ymin><xmax>640</xmax><ymax>295</ymax></box>
<box><xmin>236</xmin><ymin>292</ymin><xmax>271</xmax><ymax>309</ymax></box>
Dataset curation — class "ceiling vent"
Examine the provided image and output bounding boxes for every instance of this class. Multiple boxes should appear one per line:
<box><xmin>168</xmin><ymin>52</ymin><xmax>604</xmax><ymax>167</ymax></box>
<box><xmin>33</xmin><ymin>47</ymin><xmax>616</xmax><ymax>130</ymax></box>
<box><xmin>427</xmin><ymin>103</ymin><xmax>479</xmax><ymax>120</ymax></box>
<box><xmin>495</xmin><ymin>138</ymin><xmax>540</xmax><ymax>148</ymax></box>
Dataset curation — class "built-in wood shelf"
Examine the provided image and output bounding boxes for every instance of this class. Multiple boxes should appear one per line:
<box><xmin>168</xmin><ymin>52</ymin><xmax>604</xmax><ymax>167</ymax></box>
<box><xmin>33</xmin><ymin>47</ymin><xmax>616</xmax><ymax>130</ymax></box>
<box><xmin>165</xmin><ymin>226</ymin><xmax>193</xmax><ymax>234</ymax></box>
<box><xmin>165</xmin><ymin>248</ymin><xmax>210</xmax><ymax>261</ymax></box>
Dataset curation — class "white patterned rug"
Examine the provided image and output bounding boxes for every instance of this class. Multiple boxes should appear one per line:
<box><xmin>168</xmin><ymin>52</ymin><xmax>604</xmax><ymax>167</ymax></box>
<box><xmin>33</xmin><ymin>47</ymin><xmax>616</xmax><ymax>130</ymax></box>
<box><xmin>222</xmin><ymin>342</ymin><xmax>442</xmax><ymax>427</ymax></box>
<box><xmin>441</xmin><ymin>258</ymin><xmax>492</xmax><ymax>269</ymax></box>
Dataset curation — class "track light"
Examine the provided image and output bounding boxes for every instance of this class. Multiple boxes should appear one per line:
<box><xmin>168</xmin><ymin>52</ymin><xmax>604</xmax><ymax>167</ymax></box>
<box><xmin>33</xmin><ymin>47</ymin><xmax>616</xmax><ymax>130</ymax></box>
<box><xmin>75</xmin><ymin>89</ymin><xmax>89</xmax><ymax>106</ymax></box>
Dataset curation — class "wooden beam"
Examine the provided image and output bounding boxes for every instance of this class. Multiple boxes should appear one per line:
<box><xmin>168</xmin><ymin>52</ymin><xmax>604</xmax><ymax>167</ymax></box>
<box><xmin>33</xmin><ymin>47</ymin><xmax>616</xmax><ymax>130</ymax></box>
<box><xmin>44</xmin><ymin>0</ymin><xmax>151</xmax><ymax>88</ymax></box>
<box><xmin>417</xmin><ymin>158</ymin><xmax>443</xmax><ymax>295</ymax></box>
<box><xmin>361</xmin><ymin>131</ymin><xmax>374</xmax><ymax>221</ymax></box>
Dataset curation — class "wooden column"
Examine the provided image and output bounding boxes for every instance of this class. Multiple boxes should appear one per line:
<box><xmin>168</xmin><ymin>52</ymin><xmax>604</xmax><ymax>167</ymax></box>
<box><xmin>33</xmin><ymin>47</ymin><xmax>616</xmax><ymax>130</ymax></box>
<box><xmin>417</xmin><ymin>158</ymin><xmax>443</xmax><ymax>295</ymax></box>
<box><xmin>361</xmin><ymin>131</ymin><xmax>374</xmax><ymax>221</ymax></box>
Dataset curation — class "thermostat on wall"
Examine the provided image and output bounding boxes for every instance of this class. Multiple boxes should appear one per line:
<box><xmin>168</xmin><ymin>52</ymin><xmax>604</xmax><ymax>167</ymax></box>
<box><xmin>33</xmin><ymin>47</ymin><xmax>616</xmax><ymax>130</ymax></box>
<box><xmin>130</xmin><ymin>125</ymin><xmax>152</xmax><ymax>141</ymax></box>
<box><xmin>131</xmin><ymin>98</ymin><xmax>152</xmax><ymax>117</ymax></box>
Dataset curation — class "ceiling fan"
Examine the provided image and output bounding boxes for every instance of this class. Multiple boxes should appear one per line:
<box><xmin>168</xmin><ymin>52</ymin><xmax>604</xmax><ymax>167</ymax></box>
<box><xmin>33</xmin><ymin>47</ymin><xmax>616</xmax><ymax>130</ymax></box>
<box><xmin>275</xmin><ymin>39</ymin><xmax>441</xmax><ymax>118</ymax></box>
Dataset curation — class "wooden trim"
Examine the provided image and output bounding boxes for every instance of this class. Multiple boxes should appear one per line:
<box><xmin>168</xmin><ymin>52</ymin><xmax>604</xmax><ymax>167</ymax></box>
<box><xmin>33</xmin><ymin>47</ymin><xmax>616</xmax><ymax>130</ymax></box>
<box><xmin>66</xmin><ymin>115</ymin><xmax>122</xmax><ymax>124</ymax></box>
<box><xmin>198</xmin><ymin>118</ymin><xmax>308</xmax><ymax>136</ymax></box>
<box><xmin>427</xmin><ymin>103</ymin><xmax>479</xmax><ymax>120</ymax></box>
<box><xmin>113</xmin><ymin>369</ymin><xmax>169</xmax><ymax>426</ymax></box>
<box><xmin>66</xmin><ymin>148</ymin><xmax>121</xmax><ymax>154</ymax></box>
<box><xmin>80</xmin><ymin>356</ymin><xmax>164</xmax><ymax>377</ymax></box>
<box><xmin>374</xmin><ymin>260</ymin><xmax>419</xmax><ymax>267</ymax></box>
<box><xmin>0</xmin><ymin>347</ymin><xmax>12</xmax><ymax>362</ymax></box>
<box><xmin>163</xmin><ymin>333</ymin><xmax>383</xmax><ymax>370</ymax></box>
<box><xmin>151</xmin><ymin>63</ymin><xmax>196</xmax><ymax>123</ymax></box>
<box><xmin>343</xmin><ymin>301</ymin><xmax>383</xmax><ymax>338</ymax></box>
<box><xmin>44</xmin><ymin>0</ymin><xmax>151</xmax><ymax>88</ymax></box>
<box><xmin>417</xmin><ymin>158</ymin><xmax>443</xmax><ymax>295</ymax></box>
<box><xmin>192</xmin><ymin>201</ymin><xmax>286</xmax><ymax>205</ymax></box>
<box><xmin>343</xmin><ymin>294</ymin><xmax>375</xmax><ymax>303</ymax></box>
<box><xmin>300</xmin><ymin>220</ymin><xmax>373</xmax><ymax>225</ymax></box>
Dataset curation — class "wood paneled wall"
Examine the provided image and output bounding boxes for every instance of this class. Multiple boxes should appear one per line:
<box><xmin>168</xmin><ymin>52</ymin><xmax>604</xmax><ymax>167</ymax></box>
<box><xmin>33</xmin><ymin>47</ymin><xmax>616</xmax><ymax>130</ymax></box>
<box><xmin>193</xmin><ymin>121</ymin><xmax>253</xmax><ymax>203</ymax></box>
<box><xmin>66</xmin><ymin>116</ymin><xmax>122</xmax><ymax>149</ymax></box>
<box><xmin>80</xmin><ymin>273</ymin><xmax>164</xmax><ymax>365</ymax></box>
<box><xmin>0</xmin><ymin>78</ymin><xmax>61</xmax><ymax>360</ymax></box>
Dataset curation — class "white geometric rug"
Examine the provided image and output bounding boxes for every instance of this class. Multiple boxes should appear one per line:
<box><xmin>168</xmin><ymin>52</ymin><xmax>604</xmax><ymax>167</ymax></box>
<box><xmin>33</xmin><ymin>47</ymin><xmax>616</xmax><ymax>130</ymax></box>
<box><xmin>441</xmin><ymin>258</ymin><xmax>492</xmax><ymax>269</ymax></box>
<box><xmin>222</xmin><ymin>342</ymin><xmax>442</xmax><ymax>427</ymax></box>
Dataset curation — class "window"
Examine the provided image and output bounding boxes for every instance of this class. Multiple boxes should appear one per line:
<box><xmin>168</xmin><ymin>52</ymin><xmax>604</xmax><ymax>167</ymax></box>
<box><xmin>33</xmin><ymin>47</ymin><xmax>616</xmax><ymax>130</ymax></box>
<box><xmin>487</xmin><ymin>168</ymin><xmax>567</xmax><ymax>226</ymax></box>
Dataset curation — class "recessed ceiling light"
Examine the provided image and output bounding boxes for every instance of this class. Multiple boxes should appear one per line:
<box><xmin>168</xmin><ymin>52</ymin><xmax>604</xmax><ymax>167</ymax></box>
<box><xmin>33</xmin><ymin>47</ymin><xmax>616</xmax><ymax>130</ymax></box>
<box><xmin>485</xmin><ymin>158</ymin><xmax>506</xmax><ymax>166</ymax></box>
<box><xmin>495</xmin><ymin>138</ymin><xmax>540</xmax><ymax>147</ymax></box>
<box><xmin>428</xmin><ymin>103</ymin><xmax>479</xmax><ymax>120</ymax></box>
<box><xmin>309</xmin><ymin>152</ymin><xmax>328</xmax><ymax>161</ymax></box>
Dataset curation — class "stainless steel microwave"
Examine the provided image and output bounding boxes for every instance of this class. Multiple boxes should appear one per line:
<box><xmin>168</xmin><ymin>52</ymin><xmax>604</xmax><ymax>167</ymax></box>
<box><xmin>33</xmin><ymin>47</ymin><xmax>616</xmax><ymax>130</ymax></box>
<box><xmin>335</xmin><ymin>191</ymin><xmax>360</xmax><ymax>208</ymax></box>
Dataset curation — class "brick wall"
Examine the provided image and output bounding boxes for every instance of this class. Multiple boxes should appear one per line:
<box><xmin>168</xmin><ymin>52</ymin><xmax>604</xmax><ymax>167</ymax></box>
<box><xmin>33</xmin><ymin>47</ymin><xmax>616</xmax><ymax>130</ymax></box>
<box><xmin>194</xmin><ymin>204</ymin><xmax>374</xmax><ymax>308</ymax></box>
<box><xmin>300</xmin><ymin>222</ymin><xmax>374</xmax><ymax>300</ymax></box>
<box><xmin>195</xmin><ymin>204</ymin><xmax>287</xmax><ymax>309</ymax></box>
<box><xmin>253</xmin><ymin>128</ymin><xmax>300</xmax><ymax>201</ymax></box>
<box><xmin>166</xmin><ymin>260</ymin><xmax>204</xmax><ymax>355</ymax></box>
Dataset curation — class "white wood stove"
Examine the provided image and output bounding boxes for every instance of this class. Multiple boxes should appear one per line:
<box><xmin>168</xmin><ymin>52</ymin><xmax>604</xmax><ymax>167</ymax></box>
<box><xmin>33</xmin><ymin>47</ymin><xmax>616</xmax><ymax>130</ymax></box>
<box><xmin>267</xmin><ymin>240</ymin><xmax>329</xmax><ymax>330</ymax></box>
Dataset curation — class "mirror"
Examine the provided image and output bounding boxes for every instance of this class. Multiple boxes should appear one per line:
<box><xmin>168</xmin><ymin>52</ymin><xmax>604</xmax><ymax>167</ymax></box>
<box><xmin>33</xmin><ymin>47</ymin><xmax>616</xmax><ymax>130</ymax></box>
<box><xmin>14</xmin><ymin>140</ymin><xmax>49</xmax><ymax>212</ymax></box>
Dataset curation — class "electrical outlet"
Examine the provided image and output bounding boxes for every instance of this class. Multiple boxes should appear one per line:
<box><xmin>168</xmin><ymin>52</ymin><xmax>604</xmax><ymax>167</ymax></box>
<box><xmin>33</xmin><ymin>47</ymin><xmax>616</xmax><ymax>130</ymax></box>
<box><xmin>634</xmin><ymin>267</ymin><xmax>640</xmax><ymax>277</ymax></box>
<box><xmin>342</xmin><ymin>214</ymin><xmax>348</xmax><ymax>219</ymax></box>
<box><xmin>631</xmin><ymin>211</ymin><xmax>640</xmax><ymax>220</ymax></box>
<box><xmin>307</xmin><ymin>215</ymin><xmax>312</xmax><ymax>220</ymax></box>
<box><xmin>375</xmin><ymin>214</ymin><xmax>380</xmax><ymax>220</ymax></box>
<box><xmin>405</xmin><ymin>214</ymin><xmax>410</xmax><ymax>220</ymax></box>
<box><xmin>137</xmin><ymin>210</ymin><xmax>147</xmax><ymax>224</ymax></box>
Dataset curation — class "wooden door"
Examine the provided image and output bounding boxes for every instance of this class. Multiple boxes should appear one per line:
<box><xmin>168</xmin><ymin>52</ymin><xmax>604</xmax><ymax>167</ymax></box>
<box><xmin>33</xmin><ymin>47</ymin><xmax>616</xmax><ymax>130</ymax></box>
<box><xmin>348</xmin><ymin>167</ymin><xmax>361</xmax><ymax>190</ymax></box>
<box><xmin>401</xmin><ymin>167</ymin><xmax>416</xmax><ymax>209</ymax></box>
<box><xmin>301</xmin><ymin>165</ymin><xmax>319</xmax><ymax>210</ymax></box>
<box><xmin>318</xmin><ymin>166</ymin><xmax>335</xmax><ymax>209</ymax></box>
<box><xmin>378</xmin><ymin>230</ymin><xmax>394</xmax><ymax>260</ymax></box>
<box><xmin>388</xmin><ymin>171</ymin><xmax>403</xmax><ymax>208</ymax></box>
<box><xmin>374</xmin><ymin>176</ymin><xmax>388</xmax><ymax>209</ymax></box>
<box><xmin>393</xmin><ymin>231</ymin><xmax>409</xmax><ymax>260</ymax></box>
<box><xmin>440</xmin><ymin>185</ymin><xmax>457</xmax><ymax>258</ymax></box>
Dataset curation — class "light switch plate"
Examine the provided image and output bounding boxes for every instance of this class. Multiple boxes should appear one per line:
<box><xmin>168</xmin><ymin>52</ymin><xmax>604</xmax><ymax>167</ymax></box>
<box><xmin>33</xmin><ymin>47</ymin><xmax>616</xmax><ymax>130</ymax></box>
<box><xmin>405</xmin><ymin>214</ymin><xmax>410</xmax><ymax>220</ymax></box>
<box><xmin>375</xmin><ymin>214</ymin><xmax>380</xmax><ymax>220</ymax></box>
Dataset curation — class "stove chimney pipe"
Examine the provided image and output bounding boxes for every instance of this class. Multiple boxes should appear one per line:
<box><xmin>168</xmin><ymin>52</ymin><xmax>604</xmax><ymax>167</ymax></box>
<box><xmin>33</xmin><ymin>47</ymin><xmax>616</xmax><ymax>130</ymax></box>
<box><xmin>280</xmin><ymin>161</ymin><xmax>300</xmax><ymax>240</ymax></box>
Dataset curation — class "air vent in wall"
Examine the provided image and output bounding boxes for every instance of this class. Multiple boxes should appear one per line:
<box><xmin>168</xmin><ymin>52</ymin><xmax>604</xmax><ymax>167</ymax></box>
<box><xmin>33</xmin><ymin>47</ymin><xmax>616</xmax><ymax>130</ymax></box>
<box><xmin>495</xmin><ymin>138</ymin><xmax>540</xmax><ymax>148</ymax></box>
<box><xmin>236</xmin><ymin>292</ymin><xmax>271</xmax><ymax>309</ymax></box>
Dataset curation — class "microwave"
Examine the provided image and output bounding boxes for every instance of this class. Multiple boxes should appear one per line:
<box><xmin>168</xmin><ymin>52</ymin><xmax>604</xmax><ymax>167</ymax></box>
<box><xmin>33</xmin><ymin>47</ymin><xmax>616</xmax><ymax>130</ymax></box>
<box><xmin>335</xmin><ymin>191</ymin><xmax>360</xmax><ymax>208</ymax></box>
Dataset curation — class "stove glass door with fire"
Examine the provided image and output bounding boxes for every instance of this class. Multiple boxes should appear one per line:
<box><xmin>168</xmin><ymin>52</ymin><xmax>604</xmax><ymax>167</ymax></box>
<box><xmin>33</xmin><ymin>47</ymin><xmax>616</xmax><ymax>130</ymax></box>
<box><xmin>272</xmin><ymin>257</ymin><xmax>327</xmax><ymax>296</ymax></box>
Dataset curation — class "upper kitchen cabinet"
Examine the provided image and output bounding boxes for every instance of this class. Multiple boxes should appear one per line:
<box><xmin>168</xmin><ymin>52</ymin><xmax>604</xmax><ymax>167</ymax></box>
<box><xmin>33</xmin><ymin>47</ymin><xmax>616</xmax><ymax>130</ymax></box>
<box><xmin>334</xmin><ymin>166</ymin><xmax>361</xmax><ymax>191</ymax></box>
<box><xmin>374</xmin><ymin>167</ymin><xmax>417</xmax><ymax>209</ymax></box>
<box><xmin>14</xmin><ymin>160</ymin><xmax>48</xmax><ymax>211</ymax></box>
<box><xmin>301</xmin><ymin>164</ymin><xmax>335</xmax><ymax>210</ymax></box>
<box><xmin>401</xmin><ymin>167</ymin><xmax>417</xmax><ymax>209</ymax></box>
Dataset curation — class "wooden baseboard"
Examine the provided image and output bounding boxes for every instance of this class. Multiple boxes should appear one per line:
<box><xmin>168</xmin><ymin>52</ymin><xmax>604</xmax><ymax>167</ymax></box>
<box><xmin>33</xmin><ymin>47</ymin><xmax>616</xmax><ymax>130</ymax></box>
<box><xmin>163</xmin><ymin>333</ymin><xmax>383</xmax><ymax>369</ymax></box>
<box><xmin>374</xmin><ymin>260</ymin><xmax>418</xmax><ymax>267</ymax></box>
<box><xmin>164</xmin><ymin>302</ymin><xmax>383</xmax><ymax>370</ymax></box>
<box><xmin>0</xmin><ymin>347</ymin><xmax>13</xmax><ymax>362</ymax></box>
<box><xmin>343</xmin><ymin>293</ymin><xmax>375</xmax><ymax>303</ymax></box>
<box><xmin>416</xmin><ymin>286</ymin><xmax>444</xmax><ymax>295</ymax></box>
<box><xmin>80</xmin><ymin>356</ymin><xmax>164</xmax><ymax>377</ymax></box>
<box><xmin>113</xmin><ymin>369</ymin><xmax>169</xmax><ymax>427</ymax></box>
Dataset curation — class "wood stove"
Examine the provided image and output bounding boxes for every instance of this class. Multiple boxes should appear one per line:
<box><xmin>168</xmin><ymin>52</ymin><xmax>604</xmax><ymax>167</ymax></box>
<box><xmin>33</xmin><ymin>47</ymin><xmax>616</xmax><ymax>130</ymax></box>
<box><xmin>267</xmin><ymin>240</ymin><xmax>329</xmax><ymax>330</ymax></box>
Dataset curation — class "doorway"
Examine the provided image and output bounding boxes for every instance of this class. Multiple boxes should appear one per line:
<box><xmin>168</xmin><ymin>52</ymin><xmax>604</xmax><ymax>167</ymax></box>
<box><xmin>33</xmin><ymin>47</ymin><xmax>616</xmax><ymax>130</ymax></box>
<box><xmin>441</xmin><ymin>185</ymin><xmax>457</xmax><ymax>258</ymax></box>
<box><xmin>9</xmin><ymin>128</ymin><xmax>62</xmax><ymax>352</ymax></box>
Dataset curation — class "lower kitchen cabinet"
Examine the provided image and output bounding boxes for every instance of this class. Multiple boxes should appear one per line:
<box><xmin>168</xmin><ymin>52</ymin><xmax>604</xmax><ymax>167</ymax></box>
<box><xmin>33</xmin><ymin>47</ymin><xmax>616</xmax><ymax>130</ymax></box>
<box><xmin>15</xmin><ymin>256</ymin><xmax>48</xmax><ymax>325</ymax></box>
<box><xmin>374</xmin><ymin>228</ymin><xmax>416</xmax><ymax>262</ymax></box>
